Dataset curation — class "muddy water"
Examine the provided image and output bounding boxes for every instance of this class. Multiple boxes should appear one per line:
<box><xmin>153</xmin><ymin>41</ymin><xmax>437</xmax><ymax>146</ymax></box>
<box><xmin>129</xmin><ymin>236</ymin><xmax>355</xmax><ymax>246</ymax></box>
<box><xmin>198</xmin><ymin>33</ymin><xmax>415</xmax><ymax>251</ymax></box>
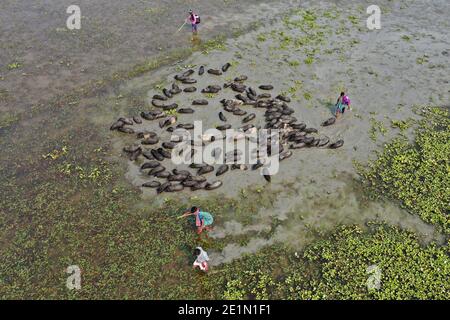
<box><xmin>0</xmin><ymin>0</ymin><xmax>293</xmax><ymax>115</ymax></box>
<box><xmin>95</xmin><ymin>0</ymin><xmax>450</xmax><ymax>264</ymax></box>
<box><xmin>2</xmin><ymin>0</ymin><xmax>450</xmax><ymax>265</ymax></box>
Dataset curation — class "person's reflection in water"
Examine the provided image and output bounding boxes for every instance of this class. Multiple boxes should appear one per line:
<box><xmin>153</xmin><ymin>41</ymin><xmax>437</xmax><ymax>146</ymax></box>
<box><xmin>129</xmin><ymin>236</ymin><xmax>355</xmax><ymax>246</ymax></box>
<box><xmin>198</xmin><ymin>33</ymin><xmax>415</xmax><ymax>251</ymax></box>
<box><xmin>191</xmin><ymin>33</ymin><xmax>201</xmax><ymax>46</ymax></box>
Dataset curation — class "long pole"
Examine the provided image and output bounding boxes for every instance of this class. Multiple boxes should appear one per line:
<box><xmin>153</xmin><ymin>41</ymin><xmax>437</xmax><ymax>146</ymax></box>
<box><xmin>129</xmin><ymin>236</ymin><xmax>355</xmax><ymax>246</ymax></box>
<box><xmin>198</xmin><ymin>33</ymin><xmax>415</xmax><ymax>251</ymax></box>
<box><xmin>175</xmin><ymin>21</ymin><xmax>187</xmax><ymax>34</ymax></box>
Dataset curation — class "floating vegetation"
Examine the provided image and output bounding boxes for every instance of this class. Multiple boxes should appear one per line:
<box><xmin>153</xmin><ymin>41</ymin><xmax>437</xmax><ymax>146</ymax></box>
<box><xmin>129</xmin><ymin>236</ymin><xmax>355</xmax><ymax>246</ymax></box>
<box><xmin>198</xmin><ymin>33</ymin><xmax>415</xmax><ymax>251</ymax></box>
<box><xmin>390</xmin><ymin>119</ymin><xmax>414</xmax><ymax>131</ymax></box>
<box><xmin>256</xmin><ymin>33</ymin><xmax>267</xmax><ymax>42</ymax></box>
<box><xmin>164</xmin><ymin>108</ymin><xmax>178</xmax><ymax>116</ymax></box>
<box><xmin>349</xmin><ymin>39</ymin><xmax>360</xmax><ymax>46</ymax></box>
<box><xmin>401</xmin><ymin>35</ymin><xmax>412</xmax><ymax>41</ymax></box>
<box><xmin>303</xmin><ymin>92</ymin><xmax>312</xmax><ymax>100</ymax></box>
<box><xmin>232</xmin><ymin>27</ymin><xmax>245</xmax><ymax>38</ymax></box>
<box><xmin>127</xmin><ymin>48</ymin><xmax>192</xmax><ymax>78</ymax></box>
<box><xmin>204</xmin><ymin>93</ymin><xmax>217</xmax><ymax>99</ymax></box>
<box><xmin>286</xmin><ymin>80</ymin><xmax>303</xmax><ymax>97</ymax></box>
<box><xmin>208</xmin><ymin>224</ymin><xmax>450</xmax><ymax>300</ymax></box>
<box><xmin>0</xmin><ymin>89</ymin><xmax>10</xmax><ymax>102</ymax></box>
<box><xmin>223</xmin><ymin>270</ymin><xmax>274</xmax><ymax>300</ymax></box>
<box><xmin>300</xmin><ymin>223</ymin><xmax>450</xmax><ymax>299</ymax></box>
<box><xmin>143</xmin><ymin>7</ymin><xmax>164</xmax><ymax>15</ymax></box>
<box><xmin>358</xmin><ymin>107</ymin><xmax>450</xmax><ymax>234</ymax></box>
<box><xmin>304</xmin><ymin>56</ymin><xmax>314</xmax><ymax>65</ymax></box>
<box><xmin>369</xmin><ymin>118</ymin><xmax>388</xmax><ymax>141</ymax></box>
<box><xmin>416</xmin><ymin>55</ymin><xmax>429</xmax><ymax>65</ymax></box>
<box><xmin>7</xmin><ymin>62</ymin><xmax>22</xmax><ymax>70</ymax></box>
<box><xmin>43</xmin><ymin>146</ymin><xmax>69</xmax><ymax>160</ymax></box>
<box><xmin>0</xmin><ymin>112</ymin><xmax>20</xmax><ymax>130</ymax></box>
<box><xmin>278</xmin><ymin>32</ymin><xmax>293</xmax><ymax>50</ymax></box>
<box><xmin>322</xmin><ymin>11</ymin><xmax>337</xmax><ymax>19</ymax></box>
<box><xmin>201</xmin><ymin>37</ymin><xmax>227</xmax><ymax>54</ymax></box>
<box><xmin>58</xmin><ymin>161</ymin><xmax>111</xmax><ymax>184</ymax></box>
<box><xmin>348</xmin><ymin>15</ymin><xmax>359</xmax><ymax>26</ymax></box>
<box><xmin>175</xmin><ymin>64</ymin><xmax>196</xmax><ymax>72</ymax></box>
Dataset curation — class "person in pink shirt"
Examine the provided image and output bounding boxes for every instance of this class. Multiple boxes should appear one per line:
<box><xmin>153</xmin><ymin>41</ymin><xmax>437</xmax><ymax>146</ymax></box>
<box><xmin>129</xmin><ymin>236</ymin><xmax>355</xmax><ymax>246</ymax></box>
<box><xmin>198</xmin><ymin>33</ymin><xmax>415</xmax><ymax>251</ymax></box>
<box><xmin>335</xmin><ymin>92</ymin><xmax>351</xmax><ymax>118</ymax></box>
<box><xmin>187</xmin><ymin>9</ymin><xmax>199</xmax><ymax>33</ymax></box>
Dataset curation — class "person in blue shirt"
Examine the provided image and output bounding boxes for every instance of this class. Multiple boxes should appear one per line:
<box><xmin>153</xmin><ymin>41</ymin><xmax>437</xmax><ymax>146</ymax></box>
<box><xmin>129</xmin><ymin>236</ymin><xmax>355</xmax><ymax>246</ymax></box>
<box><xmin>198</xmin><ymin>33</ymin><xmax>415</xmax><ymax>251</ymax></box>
<box><xmin>179</xmin><ymin>206</ymin><xmax>214</xmax><ymax>234</ymax></box>
<box><xmin>335</xmin><ymin>91</ymin><xmax>351</xmax><ymax>118</ymax></box>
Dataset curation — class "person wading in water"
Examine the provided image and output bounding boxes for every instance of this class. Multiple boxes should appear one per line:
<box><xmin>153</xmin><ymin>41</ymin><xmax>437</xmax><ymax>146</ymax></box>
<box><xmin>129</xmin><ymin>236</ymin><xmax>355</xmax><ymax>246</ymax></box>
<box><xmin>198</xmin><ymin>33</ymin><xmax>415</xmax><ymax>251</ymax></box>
<box><xmin>178</xmin><ymin>206</ymin><xmax>214</xmax><ymax>235</ymax></box>
<box><xmin>187</xmin><ymin>9</ymin><xmax>200</xmax><ymax>34</ymax></box>
<box><xmin>335</xmin><ymin>92</ymin><xmax>351</xmax><ymax>118</ymax></box>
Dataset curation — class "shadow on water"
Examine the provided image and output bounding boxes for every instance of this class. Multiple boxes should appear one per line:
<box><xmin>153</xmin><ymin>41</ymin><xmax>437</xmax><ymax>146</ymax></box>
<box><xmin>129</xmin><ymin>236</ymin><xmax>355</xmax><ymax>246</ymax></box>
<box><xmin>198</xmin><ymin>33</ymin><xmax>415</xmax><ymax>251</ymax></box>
<box><xmin>318</xmin><ymin>98</ymin><xmax>337</xmax><ymax>115</ymax></box>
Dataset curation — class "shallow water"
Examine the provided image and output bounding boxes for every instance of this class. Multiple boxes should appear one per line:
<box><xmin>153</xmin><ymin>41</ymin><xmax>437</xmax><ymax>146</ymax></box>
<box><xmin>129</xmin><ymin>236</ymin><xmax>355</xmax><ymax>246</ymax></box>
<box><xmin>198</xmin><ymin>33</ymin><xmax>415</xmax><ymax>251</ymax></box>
<box><xmin>2</xmin><ymin>0</ymin><xmax>449</xmax><ymax>266</ymax></box>
<box><xmin>99</xmin><ymin>0</ymin><xmax>450</xmax><ymax>263</ymax></box>
<box><xmin>0</xmin><ymin>0</ymin><xmax>295</xmax><ymax>114</ymax></box>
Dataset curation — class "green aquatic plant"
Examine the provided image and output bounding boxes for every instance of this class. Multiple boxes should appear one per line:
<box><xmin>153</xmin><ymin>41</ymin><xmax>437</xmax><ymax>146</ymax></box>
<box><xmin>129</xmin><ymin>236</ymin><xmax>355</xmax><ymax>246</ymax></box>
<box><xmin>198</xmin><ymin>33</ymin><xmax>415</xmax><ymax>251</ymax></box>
<box><xmin>256</xmin><ymin>33</ymin><xmax>267</xmax><ymax>42</ymax></box>
<box><xmin>0</xmin><ymin>112</ymin><xmax>20</xmax><ymax>129</ymax></box>
<box><xmin>323</xmin><ymin>11</ymin><xmax>337</xmax><ymax>19</ymax></box>
<box><xmin>229</xmin><ymin>59</ymin><xmax>240</xmax><ymax>68</ymax></box>
<box><xmin>358</xmin><ymin>107</ymin><xmax>450</xmax><ymax>233</ymax></box>
<box><xmin>232</xmin><ymin>27</ymin><xmax>245</xmax><ymax>38</ymax></box>
<box><xmin>300</xmin><ymin>223</ymin><xmax>450</xmax><ymax>299</ymax></box>
<box><xmin>204</xmin><ymin>93</ymin><xmax>217</xmax><ymax>99</ymax></box>
<box><xmin>223</xmin><ymin>279</ymin><xmax>245</xmax><ymax>300</ymax></box>
<box><xmin>43</xmin><ymin>146</ymin><xmax>69</xmax><ymax>160</ymax></box>
<box><xmin>304</xmin><ymin>56</ymin><xmax>314</xmax><ymax>65</ymax></box>
<box><xmin>302</xmin><ymin>10</ymin><xmax>317</xmax><ymax>24</ymax></box>
<box><xmin>201</xmin><ymin>37</ymin><xmax>227</xmax><ymax>54</ymax></box>
<box><xmin>278</xmin><ymin>33</ymin><xmax>293</xmax><ymax>50</ymax></box>
<box><xmin>416</xmin><ymin>55</ymin><xmax>429</xmax><ymax>65</ymax></box>
<box><xmin>391</xmin><ymin>119</ymin><xmax>414</xmax><ymax>131</ymax></box>
<box><xmin>234</xmin><ymin>51</ymin><xmax>243</xmax><ymax>59</ymax></box>
<box><xmin>335</xmin><ymin>26</ymin><xmax>349</xmax><ymax>35</ymax></box>
<box><xmin>175</xmin><ymin>64</ymin><xmax>196</xmax><ymax>72</ymax></box>
<box><xmin>283</xmin><ymin>9</ymin><xmax>320</xmax><ymax>32</ymax></box>
<box><xmin>286</xmin><ymin>80</ymin><xmax>303</xmax><ymax>98</ymax></box>
<box><xmin>208</xmin><ymin>224</ymin><xmax>450</xmax><ymax>300</ymax></box>
<box><xmin>164</xmin><ymin>109</ymin><xmax>178</xmax><ymax>116</ymax></box>
<box><xmin>153</xmin><ymin>81</ymin><xmax>166</xmax><ymax>90</ymax></box>
<box><xmin>401</xmin><ymin>35</ymin><xmax>412</xmax><ymax>41</ymax></box>
<box><xmin>369</xmin><ymin>118</ymin><xmax>388</xmax><ymax>141</ymax></box>
<box><xmin>55</xmin><ymin>147</ymin><xmax>111</xmax><ymax>184</ymax></box>
<box><xmin>223</xmin><ymin>270</ymin><xmax>275</xmax><ymax>300</ymax></box>
<box><xmin>303</xmin><ymin>92</ymin><xmax>312</xmax><ymax>100</ymax></box>
<box><xmin>7</xmin><ymin>62</ymin><xmax>22</xmax><ymax>70</ymax></box>
<box><xmin>348</xmin><ymin>15</ymin><xmax>359</xmax><ymax>26</ymax></box>
<box><xmin>127</xmin><ymin>47</ymin><xmax>192</xmax><ymax>78</ymax></box>
<box><xmin>142</xmin><ymin>7</ymin><xmax>165</xmax><ymax>15</ymax></box>
<box><xmin>349</xmin><ymin>39</ymin><xmax>360</xmax><ymax>46</ymax></box>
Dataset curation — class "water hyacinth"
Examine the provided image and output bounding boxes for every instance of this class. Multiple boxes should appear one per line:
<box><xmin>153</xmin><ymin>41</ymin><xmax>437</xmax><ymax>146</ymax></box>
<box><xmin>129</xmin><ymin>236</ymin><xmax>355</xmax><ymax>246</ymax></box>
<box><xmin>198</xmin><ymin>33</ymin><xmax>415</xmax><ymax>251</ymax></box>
<box><xmin>358</xmin><ymin>107</ymin><xmax>450</xmax><ymax>234</ymax></box>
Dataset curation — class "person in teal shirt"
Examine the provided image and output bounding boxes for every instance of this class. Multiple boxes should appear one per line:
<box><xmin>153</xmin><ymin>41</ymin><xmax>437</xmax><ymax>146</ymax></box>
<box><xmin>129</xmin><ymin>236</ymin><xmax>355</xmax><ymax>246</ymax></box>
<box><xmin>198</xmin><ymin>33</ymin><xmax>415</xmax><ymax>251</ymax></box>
<box><xmin>179</xmin><ymin>206</ymin><xmax>214</xmax><ymax>234</ymax></box>
<box><xmin>335</xmin><ymin>91</ymin><xmax>351</xmax><ymax>118</ymax></box>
